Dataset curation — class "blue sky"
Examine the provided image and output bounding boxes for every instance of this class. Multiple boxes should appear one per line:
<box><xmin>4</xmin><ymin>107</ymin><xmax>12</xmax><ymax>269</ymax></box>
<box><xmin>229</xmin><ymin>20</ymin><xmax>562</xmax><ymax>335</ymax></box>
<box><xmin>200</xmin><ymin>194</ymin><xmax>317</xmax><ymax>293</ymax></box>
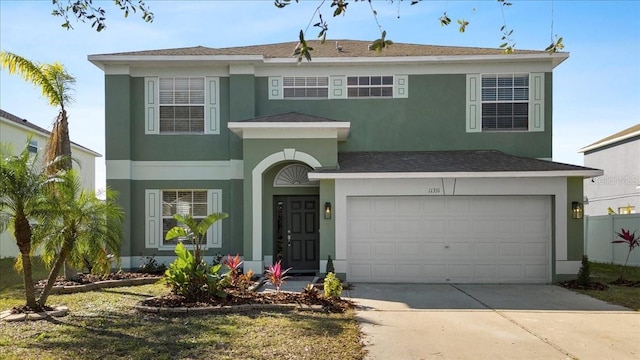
<box><xmin>1</xmin><ymin>0</ymin><xmax>639</xmax><ymax>191</ymax></box>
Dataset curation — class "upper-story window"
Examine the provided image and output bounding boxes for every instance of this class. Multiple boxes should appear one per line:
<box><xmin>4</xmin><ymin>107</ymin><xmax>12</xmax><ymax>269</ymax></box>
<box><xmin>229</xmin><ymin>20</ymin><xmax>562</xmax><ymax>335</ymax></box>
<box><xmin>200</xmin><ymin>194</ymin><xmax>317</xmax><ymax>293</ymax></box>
<box><xmin>283</xmin><ymin>77</ymin><xmax>328</xmax><ymax>99</ymax></box>
<box><xmin>347</xmin><ymin>76</ymin><xmax>394</xmax><ymax>98</ymax></box>
<box><xmin>466</xmin><ymin>72</ymin><xmax>544</xmax><ymax>133</ymax></box>
<box><xmin>27</xmin><ymin>139</ymin><xmax>38</xmax><ymax>153</ymax></box>
<box><xmin>481</xmin><ymin>74</ymin><xmax>529</xmax><ymax>131</ymax></box>
<box><xmin>144</xmin><ymin>76</ymin><xmax>219</xmax><ymax>135</ymax></box>
<box><xmin>269</xmin><ymin>75</ymin><xmax>408</xmax><ymax>100</ymax></box>
<box><xmin>159</xmin><ymin>77</ymin><xmax>205</xmax><ymax>133</ymax></box>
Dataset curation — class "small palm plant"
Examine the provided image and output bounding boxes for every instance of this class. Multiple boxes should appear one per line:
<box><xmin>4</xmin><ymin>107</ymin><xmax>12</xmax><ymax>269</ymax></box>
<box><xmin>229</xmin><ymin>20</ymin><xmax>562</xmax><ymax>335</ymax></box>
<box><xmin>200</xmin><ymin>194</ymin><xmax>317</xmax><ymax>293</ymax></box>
<box><xmin>266</xmin><ymin>260</ymin><xmax>292</xmax><ymax>292</ymax></box>
<box><xmin>611</xmin><ymin>228</ymin><xmax>640</xmax><ymax>281</ymax></box>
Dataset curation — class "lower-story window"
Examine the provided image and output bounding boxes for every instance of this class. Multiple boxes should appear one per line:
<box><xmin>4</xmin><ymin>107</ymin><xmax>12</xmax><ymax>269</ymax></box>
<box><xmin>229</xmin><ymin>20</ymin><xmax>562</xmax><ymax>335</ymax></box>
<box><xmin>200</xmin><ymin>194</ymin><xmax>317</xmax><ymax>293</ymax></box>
<box><xmin>162</xmin><ymin>190</ymin><xmax>208</xmax><ymax>246</ymax></box>
<box><xmin>145</xmin><ymin>189</ymin><xmax>222</xmax><ymax>249</ymax></box>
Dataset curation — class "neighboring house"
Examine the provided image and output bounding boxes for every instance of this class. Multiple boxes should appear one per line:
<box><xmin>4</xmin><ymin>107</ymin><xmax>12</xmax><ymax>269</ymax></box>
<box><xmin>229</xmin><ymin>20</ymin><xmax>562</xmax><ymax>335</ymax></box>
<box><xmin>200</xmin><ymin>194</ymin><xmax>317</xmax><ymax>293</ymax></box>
<box><xmin>89</xmin><ymin>40</ymin><xmax>601</xmax><ymax>283</ymax></box>
<box><xmin>0</xmin><ymin>109</ymin><xmax>101</xmax><ymax>258</ymax></box>
<box><xmin>579</xmin><ymin>124</ymin><xmax>640</xmax><ymax>216</ymax></box>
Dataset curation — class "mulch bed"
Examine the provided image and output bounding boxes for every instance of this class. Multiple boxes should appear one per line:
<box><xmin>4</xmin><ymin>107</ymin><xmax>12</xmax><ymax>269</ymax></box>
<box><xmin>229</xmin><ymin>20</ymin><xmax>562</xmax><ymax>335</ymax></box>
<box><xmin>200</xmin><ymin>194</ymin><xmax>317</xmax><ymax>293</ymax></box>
<box><xmin>557</xmin><ymin>280</ymin><xmax>609</xmax><ymax>291</ymax></box>
<box><xmin>141</xmin><ymin>289</ymin><xmax>354</xmax><ymax>313</ymax></box>
<box><xmin>35</xmin><ymin>271</ymin><xmax>161</xmax><ymax>287</ymax></box>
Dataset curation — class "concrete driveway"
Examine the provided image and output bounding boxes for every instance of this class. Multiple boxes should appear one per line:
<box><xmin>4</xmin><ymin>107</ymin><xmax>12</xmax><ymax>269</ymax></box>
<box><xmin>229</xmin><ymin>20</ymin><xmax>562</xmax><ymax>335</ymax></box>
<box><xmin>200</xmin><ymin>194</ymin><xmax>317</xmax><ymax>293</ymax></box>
<box><xmin>346</xmin><ymin>284</ymin><xmax>639</xmax><ymax>360</ymax></box>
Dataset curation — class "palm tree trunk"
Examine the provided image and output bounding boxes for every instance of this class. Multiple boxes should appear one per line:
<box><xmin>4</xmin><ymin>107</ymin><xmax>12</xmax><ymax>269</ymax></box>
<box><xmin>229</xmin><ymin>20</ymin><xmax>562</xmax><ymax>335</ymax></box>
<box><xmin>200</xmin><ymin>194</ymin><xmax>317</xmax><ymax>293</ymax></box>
<box><xmin>14</xmin><ymin>215</ymin><xmax>38</xmax><ymax>309</ymax></box>
<box><xmin>38</xmin><ymin>238</ymin><xmax>73</xmax><ymax>307</ymax></box>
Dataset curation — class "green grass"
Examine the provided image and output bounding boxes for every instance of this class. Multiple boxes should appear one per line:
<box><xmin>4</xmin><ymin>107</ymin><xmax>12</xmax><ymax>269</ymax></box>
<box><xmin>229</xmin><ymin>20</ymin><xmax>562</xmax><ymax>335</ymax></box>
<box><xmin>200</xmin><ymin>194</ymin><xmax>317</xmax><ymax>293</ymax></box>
<box><xmin>0</xmin><ymin>258</ymin><xmax>364</xmax><ymax>360</ymax></box>
<box><xmin>571</xmin><ymin>262</ymin><xmax>640</xmax><ymax>311</ymax></box>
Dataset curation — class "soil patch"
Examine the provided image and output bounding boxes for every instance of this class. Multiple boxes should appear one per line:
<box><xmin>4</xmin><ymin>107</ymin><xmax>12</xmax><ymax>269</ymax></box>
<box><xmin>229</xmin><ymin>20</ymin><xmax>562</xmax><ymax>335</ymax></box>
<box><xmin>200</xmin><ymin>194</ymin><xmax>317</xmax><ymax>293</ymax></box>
<box><xmin>610</xmin><ymin>279</ymin><xmax>640</xmax><ymax>287</ymax></box>
<box><xmin>557</xmin><ymin>280</ymin><xmax>609</xmax><ymax>291</ymax></box>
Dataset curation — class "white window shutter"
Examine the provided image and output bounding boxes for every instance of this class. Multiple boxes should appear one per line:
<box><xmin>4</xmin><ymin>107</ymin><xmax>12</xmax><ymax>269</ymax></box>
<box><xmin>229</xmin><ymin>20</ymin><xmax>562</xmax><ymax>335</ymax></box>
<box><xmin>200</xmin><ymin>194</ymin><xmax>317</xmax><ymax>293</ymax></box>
<box><xmin>205</xmin><ymin>77</ymin><xmax>220</xmax><ymax>134</ymax></box>
<box><xmin>529</xmin><ymin>72</ymin><xmax>545</xmax><ymax>132</ymax></box>
<box><xmin>145</xmin><ymin>189</ymin><xmax>160</xmax><ymax>248</ymax></box>
<box><xmin>268</xmin><ymin>76</ymin><xmax>283</xmax><ymax>100</ymax></box>
<box><xmin>466</xmin><ymin>74</ymin><xmax>482</xmax><ymax>133</ymax></box>
<box><xmin>329</xmin><ymin>75</ymin><xmax>346</xmax><ymax>99</ymax></box>
<box><xmin>207</xmin><ymin>189</ymin><xmax>223</xmax><ymax>248</ymax></box>
<box><xmin>144</xmin><ymin>77</ymin><xmax>159</xmax><ymax>134</ymax></box>
<box><xmin>393</xmin><ymin>75</ymin><xmax>409</xmax><ymax>98</ymax></box>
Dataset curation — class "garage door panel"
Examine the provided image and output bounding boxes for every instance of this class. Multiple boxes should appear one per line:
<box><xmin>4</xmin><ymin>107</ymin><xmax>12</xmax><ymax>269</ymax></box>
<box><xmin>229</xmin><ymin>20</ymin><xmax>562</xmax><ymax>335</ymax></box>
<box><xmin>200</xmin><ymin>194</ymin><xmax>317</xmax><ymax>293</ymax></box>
<box><xmin>349</xmin><ymin>242</ymin><xmax>371</xmax><ymax>257</ymax></box>
<box><xmin>347</xmin><ymin>196</ymin><xmax>550</xmax><ymax>283</ymax></box>
<box><xmin>422</xmin><ymin>219</ymin><xmax>446</xmax><ymax>234</ymax></box>
<box><xmin>524</xmin><ymin>242</ymin><xmax>547</xmax><ymax>256</ymax></box>
<box><xmin>397</xmin><ymin>242</ymin><xmax>422</xmax><ymax>256</ymax></box>
<box><xmin>372</xmin><ymin>242</ymin><xmax>395</xmax><ymax>257</ymax></box>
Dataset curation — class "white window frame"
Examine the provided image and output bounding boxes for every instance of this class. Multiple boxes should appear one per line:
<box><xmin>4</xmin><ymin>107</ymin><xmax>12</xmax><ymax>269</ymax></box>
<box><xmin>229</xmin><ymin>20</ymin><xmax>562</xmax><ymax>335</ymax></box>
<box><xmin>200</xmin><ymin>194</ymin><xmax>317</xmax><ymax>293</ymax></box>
<box><xmin>145</xmin><ymin>189</ymin><xmax>223</xmax><ymax>249</ymax></box>
<box><xmin>268</xmin><ymin>74</ymin><xmax>408</xmax><ymax>100</ymax></box>
<box><xmin>144</xmin><ymin>76</ymin><xmax>219</xmax><ymax>135</ymax></box>
<box><xmin>466</xmin><ymin>72</ymin><xmax>544</xmax><ymax>133</ymax></box>
<box><xmin>347</xmin><ymin>75</ymin><xmax>394</xmax><ymax>98</ymax></box>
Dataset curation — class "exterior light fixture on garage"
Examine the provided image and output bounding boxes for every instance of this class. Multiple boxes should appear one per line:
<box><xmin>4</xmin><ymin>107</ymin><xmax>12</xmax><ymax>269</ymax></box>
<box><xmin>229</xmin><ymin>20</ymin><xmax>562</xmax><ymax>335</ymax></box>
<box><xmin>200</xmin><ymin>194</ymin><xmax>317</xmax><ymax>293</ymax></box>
<box><xmin>572</xmin><ymin>202</ymin><xmax>584</xmax><ymax>219</ymax></box>
<box><xmin>324</xmin><ymin>202</ymin><xmax>332</xmax><ymax>219</ymax></box>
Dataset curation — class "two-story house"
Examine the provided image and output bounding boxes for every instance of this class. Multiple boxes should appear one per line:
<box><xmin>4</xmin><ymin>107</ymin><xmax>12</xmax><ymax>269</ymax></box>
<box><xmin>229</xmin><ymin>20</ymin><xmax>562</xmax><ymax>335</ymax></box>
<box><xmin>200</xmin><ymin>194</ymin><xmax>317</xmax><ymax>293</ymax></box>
<box><xmin>89</xmin><ymin>40</ymin><xmax>601</xmax><ymax>283</ymax></box>
<box><xmin>0</xmin><ymin>109</ymin><xmax>101</xmax><ymax>258</ymax></box>
<box><xmin>579</xmin><ymin>124</ymin><xmax>640</xmax><ymax>216</ymax></box>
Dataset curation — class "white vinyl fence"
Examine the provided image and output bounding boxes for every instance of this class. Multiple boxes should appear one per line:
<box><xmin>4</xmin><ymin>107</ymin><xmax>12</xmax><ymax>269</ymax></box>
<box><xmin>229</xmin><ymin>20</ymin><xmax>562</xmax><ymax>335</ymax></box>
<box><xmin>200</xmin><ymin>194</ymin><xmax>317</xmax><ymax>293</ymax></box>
<box><xmin>584</xmin><ymin>214</ymin><xmax>640</xmax><ymax>266</ymax></box>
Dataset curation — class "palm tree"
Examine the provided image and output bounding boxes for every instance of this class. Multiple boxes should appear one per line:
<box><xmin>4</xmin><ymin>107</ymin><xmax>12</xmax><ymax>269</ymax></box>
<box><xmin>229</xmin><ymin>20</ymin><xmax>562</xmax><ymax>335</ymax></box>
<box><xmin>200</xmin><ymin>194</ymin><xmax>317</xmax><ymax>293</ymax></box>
<box><xmin>33</xmin><ymin>170</ymin><xmax>124</xmax><ymax>307</ymax></box>
<box><xmin>0</xmin><ymin>51</ymin><xmax>76</xmax><ymax>173</ymax></box>
<box><xmin>0</xmin><ymin>142</ymin><xmax>59</xmax><ymax>310</ymax></box>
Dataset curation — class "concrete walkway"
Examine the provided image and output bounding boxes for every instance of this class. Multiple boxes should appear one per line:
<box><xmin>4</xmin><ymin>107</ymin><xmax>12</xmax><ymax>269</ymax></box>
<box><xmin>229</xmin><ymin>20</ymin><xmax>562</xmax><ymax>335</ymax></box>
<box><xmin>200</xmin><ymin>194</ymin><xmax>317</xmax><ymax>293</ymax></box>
<box><xmin>347</xmin><ymin>284</ymin><xmax>639</xmax><ymax>360</ymax></box>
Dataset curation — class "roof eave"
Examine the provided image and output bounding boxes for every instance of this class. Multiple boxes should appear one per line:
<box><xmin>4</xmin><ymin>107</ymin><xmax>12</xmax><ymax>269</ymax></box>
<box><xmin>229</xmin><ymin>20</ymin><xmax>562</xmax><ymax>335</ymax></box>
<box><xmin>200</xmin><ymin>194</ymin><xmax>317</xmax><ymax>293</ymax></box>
<box><xmin>578</xmin><ymin>130</ymin><xmax>640</xmax><ymax>153</ymax></box>
<box><xmin>309</xmin><ymin>169</ymin><xmax>603</xmax><ymax>180</ymax></box>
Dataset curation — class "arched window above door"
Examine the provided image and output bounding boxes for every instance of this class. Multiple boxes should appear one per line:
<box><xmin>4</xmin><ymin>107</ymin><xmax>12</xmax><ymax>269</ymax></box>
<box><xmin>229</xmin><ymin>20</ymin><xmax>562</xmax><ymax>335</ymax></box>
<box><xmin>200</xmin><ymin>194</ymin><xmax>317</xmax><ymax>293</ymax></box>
<box><xmin>274</xmin><ymin>164</ymin><xmax>319</xmax><ymax>187</ymax></box>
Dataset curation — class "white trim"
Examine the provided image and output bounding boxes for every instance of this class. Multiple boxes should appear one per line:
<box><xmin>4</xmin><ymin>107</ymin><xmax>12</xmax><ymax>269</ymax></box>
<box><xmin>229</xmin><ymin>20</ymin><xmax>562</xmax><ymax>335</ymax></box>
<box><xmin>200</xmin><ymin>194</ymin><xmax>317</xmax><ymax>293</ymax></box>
<box><xmin>205</xmin><ymin>77</ymin><xmax>220</xmax><ymax>134</ymax></box>
<box><xmin>207</xmin><ymin>189</ymin><xmax>223</xmax><ymax>248</ymax></box>
<box><xmin>228</xmin><ymin>121</ymin><xmax>350</xmax><ymax>141</ymax></box>
<box><xmin>465</xmin><ymin>74</ymin><xmax>481</xmax><ymax>133</ymax></box>
<box><xmin>144</xmin><ymin>77</ymin><xmax>159</xmax><ymax>134</ymax></box>
<box><xmin>145</xmin><ymin>190</ymin><xmax>160</xmax><ymax>248</ymax></box>
<box><xmin>229</xmin><ymin>64</ymin><xmax>255</xmax><ymax>75</ymax></box>
<box><xmin>106</xmin><ymin>160</ymin><xmax>244</xmax><ymax>180</ymax></box>
<box><xmin>393</xmin><ymin>74</ymin><xmax>409</xmax><ymax>98</ymax></box>
<box><xmin>103</xmin><ymin>64</ymin><xmax>131</xmax><ymax>75</ymax></box>
<box><xmin>555</xmin><ymin>260</ymin><xmax>581</xmax><ymax>275</ymax></box>
<box><xmin>251</xmin><ymin>150</ymin><xmax>322</xmax><ymax>261</ymax></box>
<box><xmin>89</xmin><ymin>53</ymin><xmax>567</xmax><ymax>69</ymax></box>
<box><xmin>529</xmin><ymin>72</ymin><xmax>545</xmax><ymax>132</ymax></box>
<box><xmin>309</xmin><ymin>170</ymin><xmax>603</xmax><ymax>180</ymax></box>
<box><xmin>579</xmin><ymin>129</ymin><xmax>640</xmax><ymax>153</ymax></box>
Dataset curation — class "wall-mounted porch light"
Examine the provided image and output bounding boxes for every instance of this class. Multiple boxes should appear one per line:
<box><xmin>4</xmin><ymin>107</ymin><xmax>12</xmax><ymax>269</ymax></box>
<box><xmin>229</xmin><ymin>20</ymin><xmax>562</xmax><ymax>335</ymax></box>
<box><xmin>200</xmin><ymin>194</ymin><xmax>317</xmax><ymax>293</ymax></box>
<box><xmin>324</xmin><ymin>202</ymin><xmax>332</xmax><ymax>219</ymax></box>
<box><xmin>571</xmin><ymin>201</ymin><xmax>583</xmax><ymax>219</ymax></box>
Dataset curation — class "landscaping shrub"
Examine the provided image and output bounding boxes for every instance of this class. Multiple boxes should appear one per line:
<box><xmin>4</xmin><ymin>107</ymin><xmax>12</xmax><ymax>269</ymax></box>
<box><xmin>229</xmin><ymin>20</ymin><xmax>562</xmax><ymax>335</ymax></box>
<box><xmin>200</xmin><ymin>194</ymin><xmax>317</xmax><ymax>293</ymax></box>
<box><xmin>323</xmin><ymin>272</ymin><xmax>342</xmax><ymax>298</ymax></box>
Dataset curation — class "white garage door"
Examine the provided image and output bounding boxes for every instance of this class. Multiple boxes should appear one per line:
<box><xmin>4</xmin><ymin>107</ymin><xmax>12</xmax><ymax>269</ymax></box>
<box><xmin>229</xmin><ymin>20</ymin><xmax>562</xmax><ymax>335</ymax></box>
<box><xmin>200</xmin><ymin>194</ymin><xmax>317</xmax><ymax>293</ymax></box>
<box><xmin>347</xmin><ymin>196</ymin><xmax>551</xmax><ymax>283</ymax></box>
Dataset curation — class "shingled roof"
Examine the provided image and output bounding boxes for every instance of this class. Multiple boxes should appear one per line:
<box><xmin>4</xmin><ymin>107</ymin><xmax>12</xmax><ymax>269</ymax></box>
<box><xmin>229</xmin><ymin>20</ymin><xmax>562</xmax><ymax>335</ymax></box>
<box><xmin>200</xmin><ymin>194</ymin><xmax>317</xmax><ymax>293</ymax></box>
<box><xmin>93</xmin><ymin>40</ymin><xmax>548</xmax><ymax>58</ymax></box>
<box><xmin>0</xmin><ymin>109</ymin><xmax>100</xmax><ymax>156</ymax></box>
<box><xmin>311</xmin><ymin>150</ymin><xmax>600</xmax><ymax>177</ymax></box>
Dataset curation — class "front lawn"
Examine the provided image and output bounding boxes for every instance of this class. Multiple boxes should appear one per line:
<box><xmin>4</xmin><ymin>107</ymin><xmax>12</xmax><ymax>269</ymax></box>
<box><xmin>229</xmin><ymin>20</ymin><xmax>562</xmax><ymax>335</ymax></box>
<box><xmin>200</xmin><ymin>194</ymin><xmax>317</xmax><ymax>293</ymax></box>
<box><xmin>570</xmin><ymin>262</ymin><xmax>640</xmax><ymax>311</ymax></box>
<box><xmin>0</xmin><ymin>258</ymin><xmax>364</xmax><ymax>359</ymax></box>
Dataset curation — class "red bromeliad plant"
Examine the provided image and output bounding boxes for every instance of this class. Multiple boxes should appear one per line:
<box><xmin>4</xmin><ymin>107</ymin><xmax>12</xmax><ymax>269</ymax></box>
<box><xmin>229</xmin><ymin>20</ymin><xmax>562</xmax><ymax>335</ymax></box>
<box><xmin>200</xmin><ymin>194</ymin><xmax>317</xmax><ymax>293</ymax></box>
<box><xmin>224</xmin><ymin>254</ymin><xmax>243</xmax><ymax>285</ymax></box>
<box><xmin>612</xmin><ymin>228</ymin><xmax>640</xmax><ymax>281</ymax></box>
<box><xmin>266</xmin><ymin>260</ymin><xmax>292</xmax><ymax>292</ymax></box>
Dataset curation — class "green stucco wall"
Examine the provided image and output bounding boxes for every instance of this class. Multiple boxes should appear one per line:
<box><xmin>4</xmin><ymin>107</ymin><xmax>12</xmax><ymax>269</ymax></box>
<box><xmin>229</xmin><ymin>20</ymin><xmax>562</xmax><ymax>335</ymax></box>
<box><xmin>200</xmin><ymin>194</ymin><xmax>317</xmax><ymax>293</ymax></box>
<box><xmin>566</xmin><ymin>177</ymin><xmax>585</xmax><ymax>261</ymax></box>
<box><xmin>253</xmin><ymin>74</ymin><xmax>553</xmax><ymax>159</ymax></box>
<box><xmin>105</xmin><ymin>76</ymin><xmax>233</xmax><ymax>161</ymax></box>
<box><xmin>106</xmin><ymin>179</ymin><xmax>132</xmax><ymax>257</ymax></box>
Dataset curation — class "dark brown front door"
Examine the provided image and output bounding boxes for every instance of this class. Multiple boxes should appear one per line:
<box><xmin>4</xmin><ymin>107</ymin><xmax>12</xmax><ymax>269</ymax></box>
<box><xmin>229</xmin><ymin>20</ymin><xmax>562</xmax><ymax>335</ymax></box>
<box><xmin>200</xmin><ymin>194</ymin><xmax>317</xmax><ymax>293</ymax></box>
<box><xmin>273</xmin><ymin>196</ymin><xmax>319</xmax><ymax>272</ymax></box>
